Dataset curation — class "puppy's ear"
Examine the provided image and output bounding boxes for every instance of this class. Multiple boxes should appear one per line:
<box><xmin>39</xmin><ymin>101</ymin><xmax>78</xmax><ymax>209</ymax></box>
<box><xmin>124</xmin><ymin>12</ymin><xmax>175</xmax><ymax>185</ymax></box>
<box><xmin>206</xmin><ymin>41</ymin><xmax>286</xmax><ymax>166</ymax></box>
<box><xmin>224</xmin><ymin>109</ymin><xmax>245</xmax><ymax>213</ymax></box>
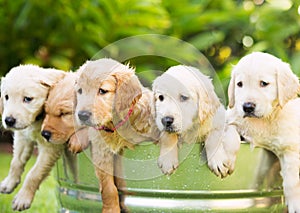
<box><xmin>277</xmin><ymin>62</ymin><xmax>299</xmax><ymax>107</ymax></box>
<box><xmin>197</xmin><ymin>80</ymin><xmax>220</xmax><ymax>124</ymax></box>
<box><xmin>0</xmin><ymin>77</ymin><xmax>4</xmax><ymax>115</ymax></box>
<box><xmin>40</xmin><ymin>69</ymin><xmax>66</xmax><ymax>88</ymax></box>
<box><xmin>228</xmin><ymin>69</ymin><xmax>236</xmax><ymax>108</ymax></box>
<box><xmin>112</xmin><ymin>68</ymin><xmax>142</xmax><ymax>116</ymax></box>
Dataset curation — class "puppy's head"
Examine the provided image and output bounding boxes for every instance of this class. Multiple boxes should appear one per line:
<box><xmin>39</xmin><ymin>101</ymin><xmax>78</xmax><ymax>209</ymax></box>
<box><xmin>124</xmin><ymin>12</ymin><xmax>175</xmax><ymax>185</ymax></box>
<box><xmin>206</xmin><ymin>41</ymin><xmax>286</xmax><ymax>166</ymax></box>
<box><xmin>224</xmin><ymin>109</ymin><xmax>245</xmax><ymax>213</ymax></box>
<box><xmin>75</xmin><ymin>58</ymin><xmax>142</xmax><ymax>128</ymax></box>
<box><xmin>153</xmin><ymin>65</ymin><xmax>219</xmax><ymax>134</ymax></box>
<box><xmin>228</xmin><ymin>52</ymin><xmax>299</xmax><ymax>118</ymax></box>
<box><xmin>1</xmin><ymin>65</ymin><xmax>65</xmax><ymax>130</ymax></box>
<box><xmin>41</xmin><ymin>72</ymin><xmax>78</xmax><ymax>144</ymax></box>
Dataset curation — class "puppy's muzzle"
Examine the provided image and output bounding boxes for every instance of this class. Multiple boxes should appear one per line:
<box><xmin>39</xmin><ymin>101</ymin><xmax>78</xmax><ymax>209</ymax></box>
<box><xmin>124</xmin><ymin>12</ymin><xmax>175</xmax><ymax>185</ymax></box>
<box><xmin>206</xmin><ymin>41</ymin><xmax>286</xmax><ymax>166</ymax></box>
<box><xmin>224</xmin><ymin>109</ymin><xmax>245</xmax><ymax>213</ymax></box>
<box><xmin>5</xmin><ymin>116</ymin><xmax>16</xmax><ymax>127</ymax></box>
<box><xmin>243</xmin><ymin>102</ymin><xmax>256</xmax><ymax>117</ymax></box>
<box><xmin>41</xmin><ymin>130</ymin><xmax>52</xmax><ymax>141</ymax></box>
<box><xmin>78</xmin><ymin>110</ymin><xmax>92</xmax><ymax>122</ymax></box>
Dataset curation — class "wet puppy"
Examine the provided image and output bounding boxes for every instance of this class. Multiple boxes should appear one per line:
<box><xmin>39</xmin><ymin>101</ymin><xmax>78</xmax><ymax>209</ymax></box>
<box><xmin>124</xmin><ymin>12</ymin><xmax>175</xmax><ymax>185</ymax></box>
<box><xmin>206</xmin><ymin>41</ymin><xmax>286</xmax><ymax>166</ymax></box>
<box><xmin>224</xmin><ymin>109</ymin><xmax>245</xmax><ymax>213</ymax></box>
<box><xmin>227</xmin><ymin>52</ymin><xmax>300</xmax><ymax>212</ymax></box>
<box><xmin>153</xmin><ymin>65</ymin><xmax>240</xmax><ymax>176</ymax></box>
<box><xmin>75</xmin><ymin>58</ymin><xmax>160</xmax><ymax>212</ymax></box>
<box><xmin>0</xmin><ymin>64</ymin><xmax>65</xmax><ymax>211</ymax></box>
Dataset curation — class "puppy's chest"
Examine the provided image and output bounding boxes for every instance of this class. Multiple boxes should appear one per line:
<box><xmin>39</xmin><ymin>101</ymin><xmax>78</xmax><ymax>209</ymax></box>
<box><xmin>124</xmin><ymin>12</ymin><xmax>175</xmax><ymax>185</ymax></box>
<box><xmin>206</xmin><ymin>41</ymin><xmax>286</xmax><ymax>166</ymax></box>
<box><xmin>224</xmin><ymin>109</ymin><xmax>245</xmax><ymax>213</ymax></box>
<box><xmin>239</xmin><ymin>120</ymin><xmax>292</xmax><ymax>154</ymax></box>
<box><xmin>24</xmin><ymin>122</ymin><xmax>45</xmax><ymax>143</ymax></box>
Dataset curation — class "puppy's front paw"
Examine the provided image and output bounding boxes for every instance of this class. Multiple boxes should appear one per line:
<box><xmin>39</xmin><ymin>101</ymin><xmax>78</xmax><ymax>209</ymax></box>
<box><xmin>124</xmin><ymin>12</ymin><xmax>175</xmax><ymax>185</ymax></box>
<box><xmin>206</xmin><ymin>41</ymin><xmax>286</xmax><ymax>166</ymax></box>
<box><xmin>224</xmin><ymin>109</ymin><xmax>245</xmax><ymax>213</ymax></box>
<box><xmin>158</xmin><ymin>154</ymin><xmax>179</xmax><ymax>175</ymax></box>
<box><xmin>207</xmin><ymin>148</ymin><xmax>231</xmax><ymax>178</ymax></box>
<box><xmin>0</xmin><ymin>177</ymin><xmax>20</xmax><ymax>194</ymax></box>
<box><xmin>285</xmin><ymin>186</ymin><xmax>300</xmax><ymax>213</ymax></box>
<box><xmin>12</xmin><ymin>189</ymin><xmax>34</xmax><ymax>211</ymax></box>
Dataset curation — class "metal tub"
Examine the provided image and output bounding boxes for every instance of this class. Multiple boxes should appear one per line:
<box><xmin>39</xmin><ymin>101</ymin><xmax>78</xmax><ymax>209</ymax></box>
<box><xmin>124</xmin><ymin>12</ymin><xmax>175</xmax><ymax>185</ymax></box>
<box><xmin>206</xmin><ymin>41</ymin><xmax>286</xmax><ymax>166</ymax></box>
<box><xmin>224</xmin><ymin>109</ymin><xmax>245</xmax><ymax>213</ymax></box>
<box><xmin>55</xmin><ymin>142</ymin><xmax>285</xmax><ymax>212</ymax></box>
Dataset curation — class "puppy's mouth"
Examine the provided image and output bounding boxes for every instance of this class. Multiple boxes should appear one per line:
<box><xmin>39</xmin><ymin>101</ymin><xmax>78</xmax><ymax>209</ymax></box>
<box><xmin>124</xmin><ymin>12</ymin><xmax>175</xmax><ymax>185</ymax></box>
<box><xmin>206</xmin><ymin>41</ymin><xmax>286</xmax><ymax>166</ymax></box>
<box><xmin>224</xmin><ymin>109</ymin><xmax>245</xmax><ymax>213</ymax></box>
<box><xmin>164</xmin><ymin>126</ymin><xmax>179</xmax><ymax>133</ymax></box>
<box><xmin>243</xmin><ymin>112</ymin><xmax>260</xmax><ymax>118</ymax></box>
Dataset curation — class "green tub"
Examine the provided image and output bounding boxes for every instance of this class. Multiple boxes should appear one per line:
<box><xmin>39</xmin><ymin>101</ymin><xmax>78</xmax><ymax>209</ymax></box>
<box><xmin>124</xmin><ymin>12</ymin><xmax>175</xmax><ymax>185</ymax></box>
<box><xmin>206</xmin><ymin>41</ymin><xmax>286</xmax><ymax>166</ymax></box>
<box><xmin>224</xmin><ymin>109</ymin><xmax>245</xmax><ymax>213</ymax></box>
<box><xmin>55</xmin><ymin>142</ymin><xmax>285</xmax><ymax>212</ymax></box>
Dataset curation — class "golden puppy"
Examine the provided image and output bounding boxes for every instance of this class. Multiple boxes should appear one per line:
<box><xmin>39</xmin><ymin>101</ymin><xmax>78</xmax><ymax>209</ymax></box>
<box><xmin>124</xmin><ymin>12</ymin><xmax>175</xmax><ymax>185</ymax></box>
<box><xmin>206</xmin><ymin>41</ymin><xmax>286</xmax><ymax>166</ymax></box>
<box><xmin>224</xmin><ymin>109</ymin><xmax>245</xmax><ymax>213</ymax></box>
<box><xmin>227</xmin><ymin>52</ymin><xmax>300</xmax><ymax>212</ymax></box>
<box><xmin>41</xmin><ymin>72</ymin><xmax>89</xmax><ymax>153</ymax></box>
<box><xmin>75</xmin><ymin>58</ymin><xmax>160</xmax><ymax>212</ymax></box>
<box><xmin>153</xmin><ymin>65</ymin><xmax>240</xmax><ymax>176</ymax></box>
<box><xmin>0</xmin><ymin>64</ymin><xmax>65</xmax><ymax>211</ymax></box>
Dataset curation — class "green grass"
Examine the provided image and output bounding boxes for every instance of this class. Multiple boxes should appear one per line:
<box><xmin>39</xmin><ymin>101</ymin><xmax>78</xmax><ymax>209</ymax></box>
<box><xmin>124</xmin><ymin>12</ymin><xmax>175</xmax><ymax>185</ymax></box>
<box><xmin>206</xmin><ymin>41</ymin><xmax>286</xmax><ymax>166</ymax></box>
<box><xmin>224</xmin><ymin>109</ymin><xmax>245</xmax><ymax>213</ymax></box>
<box><xmin>0</xmin><ymin>152</ymin><xmax>58</xmax><ymax>213</ymax></box>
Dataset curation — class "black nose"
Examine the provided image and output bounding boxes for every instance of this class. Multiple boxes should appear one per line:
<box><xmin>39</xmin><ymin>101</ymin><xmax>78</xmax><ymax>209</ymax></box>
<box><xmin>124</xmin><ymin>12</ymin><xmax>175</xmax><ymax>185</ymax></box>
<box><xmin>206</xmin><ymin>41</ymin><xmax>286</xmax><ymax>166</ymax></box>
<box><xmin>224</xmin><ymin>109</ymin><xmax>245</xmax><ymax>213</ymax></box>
<box><xmin>243</xmin><ymin>102</ymin><xmax>256</xmax><ymax>113</ymax></box>
<box><xmin>41</xmin><ymin>130</ymin><xmax>52</xmax><ymax>141</ymax></box>
<box><xmin>161</xmin><ymin>116</ymin><xmax>174</xmax><ymax>127</ymax></box>
<box><xmin>5</xmin><ymin>116</ymin><xmax>16</xmax><ymax>127</ymax></box>
<box><xmin>78</xmin><ymin>110</ymin><xmax>92</xmax><ymax>122</ymax></box>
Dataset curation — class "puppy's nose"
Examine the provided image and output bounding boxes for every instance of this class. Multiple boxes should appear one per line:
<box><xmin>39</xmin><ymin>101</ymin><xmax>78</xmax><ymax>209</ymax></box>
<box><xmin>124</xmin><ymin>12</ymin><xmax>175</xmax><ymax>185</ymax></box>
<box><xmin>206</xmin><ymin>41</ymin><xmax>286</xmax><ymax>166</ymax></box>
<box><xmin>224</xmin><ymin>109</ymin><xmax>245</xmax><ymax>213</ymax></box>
<box><xmin>5</xmin><ymin>116</ymin><xmax>16</xmax><ymax>127</ymax></box>
<box><xmin>78</xmin><ymin>110</ymin><xmax>92</xmax><ymax>122</ymax></box>
<box><xmin>161</xmin><ymin>116</ymin><xmax>174</xmax><ymax>127</ymax></box>
<box><xmin>243</xmin><ymin>102</ymin><xmax>256</xmax><ymax>113</ymax></box>
<box><xmin>41</xmin><ymin>130</ymin><xmax>52</xmax><ymax>141</ymax></box>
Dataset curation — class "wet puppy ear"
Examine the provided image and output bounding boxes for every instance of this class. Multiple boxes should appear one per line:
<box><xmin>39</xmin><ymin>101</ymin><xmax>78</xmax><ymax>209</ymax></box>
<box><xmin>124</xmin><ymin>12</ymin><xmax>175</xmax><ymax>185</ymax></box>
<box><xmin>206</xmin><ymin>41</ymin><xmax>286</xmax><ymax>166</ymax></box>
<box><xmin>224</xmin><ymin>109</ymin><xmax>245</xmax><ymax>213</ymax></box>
<box><xmin>276</xmin><ymin>62</ymin><xmax>299</xmax><ymax>107</ymax></box>
<box><xmin>196</xmin><ymin>78</ymin><xmax>220</xmax><ymax>124</ymax></box>
<box><xmin>40</xmin><ymin>69</ymin><xmax>66</xmax><ymax>88</ymax></box>
<box><xmin>228</xmin><ymin>69</ymin><xmax>236</xmax><ymax>109</ymax></box>
<box><xmin>112</xmin><ymin>68</ymin><xmax>142</xmax><ymax>115</ymax></box>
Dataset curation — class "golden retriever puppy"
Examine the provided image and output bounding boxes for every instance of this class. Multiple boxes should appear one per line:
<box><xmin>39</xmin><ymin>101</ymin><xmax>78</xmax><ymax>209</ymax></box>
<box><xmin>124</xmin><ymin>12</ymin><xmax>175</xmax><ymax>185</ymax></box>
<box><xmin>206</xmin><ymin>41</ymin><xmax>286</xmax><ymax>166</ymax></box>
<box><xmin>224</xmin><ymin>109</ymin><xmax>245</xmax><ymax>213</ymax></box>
<box><xmin>227</xmin><ymin>52</ymin><xmax>300</xmax><ymax>212</ymax></box>
<box><xmin>74</xmin><ymin>58</ymin><xmax>160</xmax><ymax>212</ymax></box>
<box><xmin>0</xmin><ymin>64</ymin><xmax>66</xmax><ymax>211</ymax></box>
<box><xmin>153</xmin><ymin>65</ymin><xmax>240</xmax><ymax>176</ymax></box>
<box><xmin>41</xmin><ymin>72</ymin><xmax>89</xmax><ymax>152</ymax></box>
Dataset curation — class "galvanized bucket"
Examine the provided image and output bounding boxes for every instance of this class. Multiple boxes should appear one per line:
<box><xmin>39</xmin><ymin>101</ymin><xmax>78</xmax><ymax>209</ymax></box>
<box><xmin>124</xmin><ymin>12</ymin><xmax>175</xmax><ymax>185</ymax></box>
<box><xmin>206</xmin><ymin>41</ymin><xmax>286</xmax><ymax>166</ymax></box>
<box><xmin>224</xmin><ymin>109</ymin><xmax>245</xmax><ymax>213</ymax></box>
<box><xmin>55</xmin><ymin>142</ymin><xmax>285</xmax><ymax>212</ymax></box>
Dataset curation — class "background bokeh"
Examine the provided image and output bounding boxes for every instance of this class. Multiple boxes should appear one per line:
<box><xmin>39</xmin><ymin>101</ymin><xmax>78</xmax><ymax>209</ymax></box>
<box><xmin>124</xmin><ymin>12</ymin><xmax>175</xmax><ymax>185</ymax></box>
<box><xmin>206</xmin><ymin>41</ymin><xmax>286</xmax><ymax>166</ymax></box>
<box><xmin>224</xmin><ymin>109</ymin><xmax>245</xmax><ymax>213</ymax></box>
<box><xmin>1</xmin><ymin>0</ymin><xmax>299</xmax><ymax>80</ymax></box>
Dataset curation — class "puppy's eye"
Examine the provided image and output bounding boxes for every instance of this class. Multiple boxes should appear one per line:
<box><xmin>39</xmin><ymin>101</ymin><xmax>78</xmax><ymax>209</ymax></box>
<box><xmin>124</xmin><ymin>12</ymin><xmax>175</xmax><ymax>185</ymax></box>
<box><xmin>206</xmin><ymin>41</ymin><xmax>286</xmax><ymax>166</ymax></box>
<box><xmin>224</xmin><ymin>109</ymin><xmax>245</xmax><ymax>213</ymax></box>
<box><xmin>23</xmin><ymin>97</ymin><xmax>33</xmax><ymax>103</ymax></box>
<box><xmin>260</xmin><ymin>81</ymin><xmax>269</xmax><ymax>87</ymax></box>
<box><xmin>237</xmin><ymin>81</ymin><xmax>243</xmax><ymax>88</ymax></box>
<box><xmin>77</xmin><ymin>88</ymin><xmax>82</xmax><ymax>94</ymax></box>
<box><xmin>4</xmin><ymin>95</ymin><xmax>9</xmax><ymax>100</ymax></box>
<box><xmin>180</xmin><ymin>95</ymin><xmax>189</xmax><ymax>102</ymax></box>
<box><xmin>158</xmin><ymin>95</ymin><xmax>164</xmax><ymax>102</ymax></box>
<box><xmin>99</xmin><ymin>88</ymin><xmax>108</xmax><ymax>95</ymax></box>
<box><xmin>59</xmin><ymin>112</ymin><xmax>71</xmax><ymax>117</ymax></box>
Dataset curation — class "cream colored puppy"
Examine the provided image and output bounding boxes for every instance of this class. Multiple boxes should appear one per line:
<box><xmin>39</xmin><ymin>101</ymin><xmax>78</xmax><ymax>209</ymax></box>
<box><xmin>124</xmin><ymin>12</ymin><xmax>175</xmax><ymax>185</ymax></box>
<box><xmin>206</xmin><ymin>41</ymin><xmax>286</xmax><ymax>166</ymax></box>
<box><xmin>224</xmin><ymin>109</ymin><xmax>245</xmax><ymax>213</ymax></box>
<box><xmin>227</xmin><ymin>52</ymin><xmax>300</xmax><ymax>212</ymax></box>
<box><xmin>153</xmin><ymin>65</ymin><xmax>240</xmax><ymax>176</ymax></box>
<box><xmin>0</xmin><ymin>65</ymin><xmax>65</xmax><ymax>211</ymax></box>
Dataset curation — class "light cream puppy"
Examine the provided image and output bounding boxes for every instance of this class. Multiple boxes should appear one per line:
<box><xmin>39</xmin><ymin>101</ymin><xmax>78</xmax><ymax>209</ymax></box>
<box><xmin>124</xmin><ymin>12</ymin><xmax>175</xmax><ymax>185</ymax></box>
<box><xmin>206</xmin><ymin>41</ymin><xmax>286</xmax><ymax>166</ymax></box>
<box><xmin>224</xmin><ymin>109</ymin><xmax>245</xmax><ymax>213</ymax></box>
<box><xmin>227</xmin><ymin>52</ymin><xmax>300</xmax><ymax>212</ymax></box>
<box><xmin>153</xmin><ymin>65</ymin><xmax>240</xmax><ymax>176</ymax></box>
<box><xmin>0</xmin><ymin>65</ymin><xmax>65</xmax><ymax>211</ymax></box>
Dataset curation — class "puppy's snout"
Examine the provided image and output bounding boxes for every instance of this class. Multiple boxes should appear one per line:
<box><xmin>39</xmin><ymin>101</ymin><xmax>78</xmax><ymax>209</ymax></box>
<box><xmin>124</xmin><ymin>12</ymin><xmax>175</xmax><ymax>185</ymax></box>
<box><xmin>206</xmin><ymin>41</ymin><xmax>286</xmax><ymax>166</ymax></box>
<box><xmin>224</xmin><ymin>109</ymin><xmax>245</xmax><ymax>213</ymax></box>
<box><xmin>243</xmin><ymin>102</ymin><xmax>256</xmax><ymax>113</ymax></box>
<box><xmin>5</xmin><ymin>116</ymin><xmax>16</xmax><ymax>127</ymax></box>
<box><xmin>78</xmin><ymin>110</ymin><xmax>92</xmax><ymax>122</ymax></box>
<box><xmin>161</xmin><ymin>116</ymin><xmax>174</xmax><ymax>128</ymax></box>
<box><xmin>41</xmin><ymin>130</ymin><xmax>52</xmax><ymax>141</ymax></box>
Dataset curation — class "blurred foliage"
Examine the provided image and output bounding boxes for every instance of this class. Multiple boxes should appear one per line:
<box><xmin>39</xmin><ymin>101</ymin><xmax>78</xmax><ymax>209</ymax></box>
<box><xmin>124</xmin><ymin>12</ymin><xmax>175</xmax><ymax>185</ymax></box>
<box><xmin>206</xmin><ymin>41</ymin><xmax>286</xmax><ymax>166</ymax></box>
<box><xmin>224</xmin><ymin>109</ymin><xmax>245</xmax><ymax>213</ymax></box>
<box><xmin>0</xmin><ymin>0</ymin><xmax>300</xmax><ymax>90</ymax></box>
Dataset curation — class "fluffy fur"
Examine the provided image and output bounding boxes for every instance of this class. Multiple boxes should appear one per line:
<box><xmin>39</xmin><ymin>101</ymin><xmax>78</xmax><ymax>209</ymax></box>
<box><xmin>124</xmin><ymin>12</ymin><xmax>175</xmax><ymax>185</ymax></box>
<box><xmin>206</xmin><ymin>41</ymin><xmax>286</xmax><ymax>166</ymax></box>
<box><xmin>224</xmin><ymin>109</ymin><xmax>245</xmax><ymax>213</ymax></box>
<box><xmin>0</xmin><ymin>64</ymin><xmax>66</xmax><ymax>211</ymax></box>
<box><xmin>153</xmin><ymin>65</ymin><xmax>240</xmax><ymax>176</ymax></box>
<box><xmin>41</xmin><ymin>72</ymin><xmax>89</xmax><ymax>152</ymax></box>
<box><xmin>75</xmin><ymin>58</ymin><xmax>160</xmax><ymax>212</ymax></box>
<box><xmin>227</xmin><ymin>52</ymin><xmax>300</xmax><ymax>212</ymax></box>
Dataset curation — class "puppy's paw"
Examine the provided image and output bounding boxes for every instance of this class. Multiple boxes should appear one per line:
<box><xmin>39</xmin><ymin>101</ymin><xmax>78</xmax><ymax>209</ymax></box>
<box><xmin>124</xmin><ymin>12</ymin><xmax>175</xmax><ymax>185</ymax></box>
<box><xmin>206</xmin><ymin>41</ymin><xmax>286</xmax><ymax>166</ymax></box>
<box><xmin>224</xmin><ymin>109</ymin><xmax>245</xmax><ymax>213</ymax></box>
<box><xmin>207</xmin><ymin>148</ymin><xmax>231</xmax><ymax>178</ymax></box>
<box><xmin>158</xmin><ymin>154</ymin><xmax>179</xmax><ymax>175</ymax></box>
<box><xmin>68</xmin><ymin>128</ymin><xmax>90</xmax><ymax>153</ymax></box>
<box><xmin>226</xmin><ymin>152</ymin><xmax>237</xmax><ymax>175</ymax></box>
<box><xmin>12</xmin><ymin>189</ymin><xmax>34</xmax><ymax>211</ymax></box>
<box><xmin>285</xmin><ymin>186</ymin><xmax>300</xmax><ymax>213</ymax></box>
<box><xmin>0</xmin><ymin>177</ymin><xmax>20</xmax><ymax>194</ymax></box>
